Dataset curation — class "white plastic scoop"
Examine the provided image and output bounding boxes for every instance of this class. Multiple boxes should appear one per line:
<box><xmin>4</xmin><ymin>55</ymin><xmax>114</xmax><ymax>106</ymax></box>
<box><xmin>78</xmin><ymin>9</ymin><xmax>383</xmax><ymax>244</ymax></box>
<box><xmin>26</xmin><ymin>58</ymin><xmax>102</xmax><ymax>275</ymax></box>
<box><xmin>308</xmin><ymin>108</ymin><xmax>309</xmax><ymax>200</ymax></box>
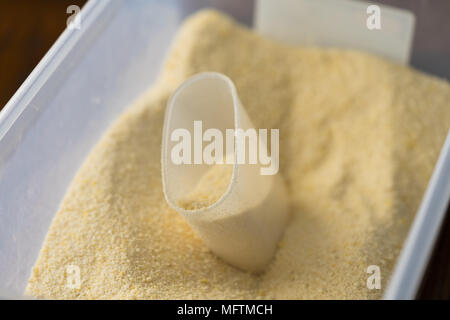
<box><xmin>161</xmin><ymin>72</ymin><xmax>290</xmax><ymax>272</ymax></box>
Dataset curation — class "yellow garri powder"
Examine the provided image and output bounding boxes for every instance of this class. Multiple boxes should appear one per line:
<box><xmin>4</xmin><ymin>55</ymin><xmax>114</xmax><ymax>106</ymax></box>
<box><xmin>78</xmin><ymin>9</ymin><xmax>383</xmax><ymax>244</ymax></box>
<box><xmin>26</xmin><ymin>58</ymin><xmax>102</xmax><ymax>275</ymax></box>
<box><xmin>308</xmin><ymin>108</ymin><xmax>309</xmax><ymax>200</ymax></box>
<box><xmin>26</xmin><ymin>10</ymin><xmax>450</xmax><ymax>299</ymax></box>
<box><xmin>177</xmin><ymin>164</ymin><xmax>233</xmax><ymax>211</ymax></box>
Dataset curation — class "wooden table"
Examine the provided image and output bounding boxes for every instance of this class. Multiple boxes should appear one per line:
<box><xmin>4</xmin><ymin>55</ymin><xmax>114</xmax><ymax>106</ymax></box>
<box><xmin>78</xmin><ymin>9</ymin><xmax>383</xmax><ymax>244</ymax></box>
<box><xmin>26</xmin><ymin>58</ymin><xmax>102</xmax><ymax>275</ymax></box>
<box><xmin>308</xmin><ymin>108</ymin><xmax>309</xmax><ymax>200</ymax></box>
<box><xmin>0</xmin><ymin>0</ymin><xmax>448</xmax><ymax>299</ymax></box>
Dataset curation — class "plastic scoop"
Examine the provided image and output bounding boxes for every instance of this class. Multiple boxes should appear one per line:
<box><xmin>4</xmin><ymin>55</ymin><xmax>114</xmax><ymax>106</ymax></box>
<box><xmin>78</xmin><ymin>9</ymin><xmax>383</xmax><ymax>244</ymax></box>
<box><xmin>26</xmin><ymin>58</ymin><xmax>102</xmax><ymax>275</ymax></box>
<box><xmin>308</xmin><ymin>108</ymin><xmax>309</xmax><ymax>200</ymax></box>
<box><xmin>161</xmin><ymin>72</ymin><xmax>290</xmax><ymax>272</ymax></box>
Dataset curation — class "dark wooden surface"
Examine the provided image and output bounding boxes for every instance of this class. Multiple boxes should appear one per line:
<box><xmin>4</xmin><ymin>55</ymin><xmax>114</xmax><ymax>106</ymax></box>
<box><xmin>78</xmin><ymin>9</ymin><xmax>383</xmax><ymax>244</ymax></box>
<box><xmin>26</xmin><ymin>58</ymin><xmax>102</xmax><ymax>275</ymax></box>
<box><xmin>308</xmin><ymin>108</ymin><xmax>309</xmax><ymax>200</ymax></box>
<box><xmin>0</xmin><ymin>0</ymin><xmax>86</xmax><ymax>108</ymax></box>
<box><xmin>418</xmin><ymin>205</ymin><xmax>450</xmax><ymax>299</ymax></box>
<box><xmin>0</xmin><ymin>0</ymin><xmax>448</xmax><ymax>299</ymax></box>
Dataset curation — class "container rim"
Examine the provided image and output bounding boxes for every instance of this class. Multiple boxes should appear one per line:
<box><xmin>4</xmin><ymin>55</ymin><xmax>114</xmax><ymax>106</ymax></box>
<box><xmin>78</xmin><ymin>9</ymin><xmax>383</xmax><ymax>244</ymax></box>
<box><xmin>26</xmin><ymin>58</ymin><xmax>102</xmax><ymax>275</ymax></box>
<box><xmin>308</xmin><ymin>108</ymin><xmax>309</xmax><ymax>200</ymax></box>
<box><xmin>384</xmin><ymin>131</ymin><xmax>450</xmax><ymax>299</ymax></box>
<box><xmin>0</xmin><ymin>0</ymin><xmax>112</xmax><ymax>142</ymax></box>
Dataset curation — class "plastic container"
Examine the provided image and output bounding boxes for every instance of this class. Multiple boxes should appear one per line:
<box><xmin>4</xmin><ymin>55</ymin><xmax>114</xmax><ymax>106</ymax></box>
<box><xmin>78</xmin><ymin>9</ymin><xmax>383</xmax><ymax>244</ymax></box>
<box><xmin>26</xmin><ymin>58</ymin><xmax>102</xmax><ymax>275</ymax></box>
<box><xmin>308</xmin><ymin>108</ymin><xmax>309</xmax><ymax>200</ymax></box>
<box><xmin>0</xmin><ymin>0</ymin><xmax>449</xmax><ymax>299</ymax></box>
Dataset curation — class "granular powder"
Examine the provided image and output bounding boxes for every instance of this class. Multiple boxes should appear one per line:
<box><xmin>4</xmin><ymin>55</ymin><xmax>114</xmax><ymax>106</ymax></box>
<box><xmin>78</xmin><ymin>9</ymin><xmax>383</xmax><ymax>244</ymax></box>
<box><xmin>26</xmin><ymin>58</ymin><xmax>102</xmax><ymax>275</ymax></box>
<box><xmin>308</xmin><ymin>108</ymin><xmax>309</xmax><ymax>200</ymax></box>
<box><xmin>26</xmin><ymin>10</ymin><xmax>450</xmax><ymax>299</ymax></box>
<box><xmin>177</xmin><ymin>164</ymin><xmax>233</xmax><ymax>210</ymax></box>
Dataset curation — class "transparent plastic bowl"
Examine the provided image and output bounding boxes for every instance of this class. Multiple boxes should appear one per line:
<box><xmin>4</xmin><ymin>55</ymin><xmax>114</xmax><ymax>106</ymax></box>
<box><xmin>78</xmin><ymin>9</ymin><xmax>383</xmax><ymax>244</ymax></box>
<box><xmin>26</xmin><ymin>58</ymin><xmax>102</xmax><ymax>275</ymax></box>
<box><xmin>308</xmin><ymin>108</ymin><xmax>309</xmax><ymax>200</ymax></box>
<box><xmin>0</xmin><ymin>0</ymin><xmax>449</xmax><ymax>299</ymax></box>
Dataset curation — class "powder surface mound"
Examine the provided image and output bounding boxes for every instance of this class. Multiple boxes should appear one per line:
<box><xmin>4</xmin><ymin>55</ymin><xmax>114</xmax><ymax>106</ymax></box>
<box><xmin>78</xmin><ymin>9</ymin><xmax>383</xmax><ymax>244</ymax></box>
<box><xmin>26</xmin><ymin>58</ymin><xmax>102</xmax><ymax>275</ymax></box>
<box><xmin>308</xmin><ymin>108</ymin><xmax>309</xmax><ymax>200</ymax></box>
<box><xmin>177</xmin><ymin>164</ymin><xmax>233</xmax><ymax>210</ymax></box>
<box><xmin>26</xmin><ymin>10</ymin><xmax>450</xmax><ymax>299</ymax></box>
